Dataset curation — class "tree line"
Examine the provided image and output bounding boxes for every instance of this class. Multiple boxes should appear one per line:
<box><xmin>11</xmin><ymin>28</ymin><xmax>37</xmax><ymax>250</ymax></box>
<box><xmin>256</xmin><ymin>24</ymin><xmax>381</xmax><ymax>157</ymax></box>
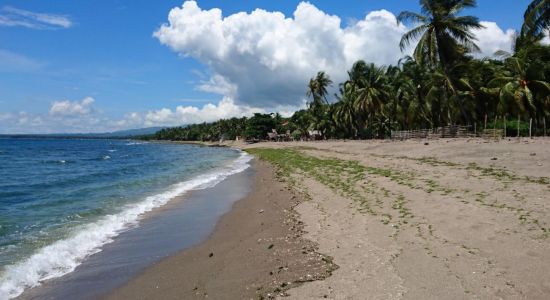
<box><xmin>154</xmin><ymin>0</ymin><xmax>550</xmax><ymax>141</ymax></box>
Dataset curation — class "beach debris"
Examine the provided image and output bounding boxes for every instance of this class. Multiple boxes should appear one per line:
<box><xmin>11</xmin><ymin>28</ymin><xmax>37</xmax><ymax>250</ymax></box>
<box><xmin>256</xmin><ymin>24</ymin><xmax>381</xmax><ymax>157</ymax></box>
<box><xmin>268</xmin><ymin>244</ymin><xmax>274</xmax><ymax>249</ymax></box>
<box><xmin>491</xmin><ymin>157</ymin><xmax>498</xmax><ymax>160</ymax></box>
<box><xmin>424</xmin><ymin>142</ymin><xmax>429</xmax><ymax>145</ymax></box>
<box><xmin>259</xmin><ymin>209</ymin><xmax>265</xmax><ymax>214</ymax></box>
<box><xmin>530</xmin><ymin>153</ymin><xmax>536</xmax><ymax>156</ymax></box>
<box><xmin>208</xmin><ymin>252</ymin><xmax>214</xmax><ymax>257</ymax></box>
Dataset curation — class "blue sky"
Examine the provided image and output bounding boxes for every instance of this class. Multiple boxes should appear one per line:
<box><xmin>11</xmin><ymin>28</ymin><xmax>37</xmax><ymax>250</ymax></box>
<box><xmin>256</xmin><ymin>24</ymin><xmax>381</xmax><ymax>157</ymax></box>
<box><xmin>0</xmin><ymin>0</ymin><xmax>533</xmax><ymax>133</ymax></box>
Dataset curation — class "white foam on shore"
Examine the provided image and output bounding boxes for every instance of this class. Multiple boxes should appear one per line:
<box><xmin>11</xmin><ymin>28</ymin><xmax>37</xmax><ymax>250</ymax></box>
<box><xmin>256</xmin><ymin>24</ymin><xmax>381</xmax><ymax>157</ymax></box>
<box><xmin>0</xmin><ymin>151</ymin><xmax>252</xmax><ymax>299</ymax></box>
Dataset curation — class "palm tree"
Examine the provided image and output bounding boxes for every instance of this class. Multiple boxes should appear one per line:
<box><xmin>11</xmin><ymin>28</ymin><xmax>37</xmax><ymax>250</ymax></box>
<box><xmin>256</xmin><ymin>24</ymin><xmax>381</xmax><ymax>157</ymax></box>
<box><xmin>488</xmin><ymin>56</ymin><xmax>550</xmax><ymax>119</ymax></box>
<box><xmin>307</xmin><ymin>71</ymin><xmax>333</xmax><ymax>105</ymax></box>
<box><xmin>523</xmin><ymin>0</ymin><xmax>550</xmax><ymax>37</ymax></box>
<box><xmin>307</xmin><ymin>71</ymin><xmax>333</xmax><ymax>137</ymax></box>
<box><xmin>353</xmin><ymin>63</ymin><xmax>390</xmax><ymax>137</ymax></box>
<box><xmin>333</xmin><ymin>83</ymin><xmax>361</xmax><ymax>138</ymax></box>
<box><xmin>398</xmin><ymin>0</ymin><xmax>484</xmax><ymax>68</ymax></box>
<box><xmin>386</xmin><ymin>64</ymin><xmax>426</xmax><ymax>130</ymax></box>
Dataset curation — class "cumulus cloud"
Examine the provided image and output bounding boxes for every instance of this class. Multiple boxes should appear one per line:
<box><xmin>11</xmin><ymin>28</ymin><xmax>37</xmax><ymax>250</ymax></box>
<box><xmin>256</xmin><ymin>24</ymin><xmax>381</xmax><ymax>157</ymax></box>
<box><xmin>143</xmin><ymin>97</ymin><xmax>264</xmax><ymax>126</ymax></box>
<box><xmin>0</xmin><ymin>6</ymin><xmax>72</xmax><ymax>29</ymax></box>
<box><xmin>1</xmin><ymin>2</ymin><xmax>521</xmax><ymax>134</ymax></box>
<box><xmin>154</xmin><ymin>1</ymin><xmax>408</xmax><ymax>108</ymax></box>
<box><xmin>49</xmin><ymin>97</ymin><xmax>95</xmax><ymax>117</ymax></box>
<box><xmin>154</xmin><ymin>1</ymin><xmax>517</xmax><ymax>110</ymax></box>
<box><xmin>0</xmin><ymin>109</ymin><xmax>113</xmax><ymax>134</ymax></box>
<box><xmin>471</xmin><ymin>21</ymin><xmax>515</xmax><ymax>58</ymax></box>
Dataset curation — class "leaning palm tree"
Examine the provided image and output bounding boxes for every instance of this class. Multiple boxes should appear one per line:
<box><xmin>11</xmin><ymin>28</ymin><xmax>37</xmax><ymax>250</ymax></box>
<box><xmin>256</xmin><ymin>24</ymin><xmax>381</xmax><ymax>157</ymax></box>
<box><xmin>398</xmin><ymin>0</ymin><xmax>484</xmax><ymax>68</ymax></box>
<box><xmin>523</xmin><ymin>0</ymin><xmax>550</xmax><ymax>38</ymax></box>
<box><xmin>307</xmin><ymin>71</ymin><xmax>333</xmax><ymax>104</ymax></box>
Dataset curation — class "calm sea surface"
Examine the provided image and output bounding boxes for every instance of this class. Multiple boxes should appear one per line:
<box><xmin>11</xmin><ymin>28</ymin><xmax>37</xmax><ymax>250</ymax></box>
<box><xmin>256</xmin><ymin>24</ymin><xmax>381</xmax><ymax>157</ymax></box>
<box><xmin>0</xmin><ymin>138</ymin><xmax>250</xmax><ymax>299</ymax></box>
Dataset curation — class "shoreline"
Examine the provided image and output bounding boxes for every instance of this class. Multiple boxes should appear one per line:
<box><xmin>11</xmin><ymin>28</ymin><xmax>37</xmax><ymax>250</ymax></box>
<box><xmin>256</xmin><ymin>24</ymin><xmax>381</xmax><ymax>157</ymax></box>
<box><xmin>104</xmin><ymin>160</ymin><xmax>335</xmax><ymax>299</ymax></box>
<box><xmin>13</xmin><ymin>146</ymin><xmax>253</xmax><ymax>300</ymax></box>
<box><xmin>105</xmin><ymin>138</ymin><xmax>548</xmax><ymax>299</ymax></box>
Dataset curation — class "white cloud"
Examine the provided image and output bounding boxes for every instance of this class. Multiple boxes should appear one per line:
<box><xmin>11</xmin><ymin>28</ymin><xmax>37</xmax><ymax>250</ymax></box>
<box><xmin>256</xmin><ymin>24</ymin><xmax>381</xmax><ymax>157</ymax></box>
<box><xmin>143</xmin><ymin>97</ymin><xmax>264</xmax><ymax>126</ymax></box>
<box><xmin>472</xmin><ymin>21</ymin><xmax>516</xmax><ymax>58</ymax></box>
<box><xmin>1</xmin><ymin>2</ymin><xmax>521</xmax><ymax>134</ymax></box>
<box><xmin>155</xmin><ymin>1</ymin><xmax>515</xmax><ymax>110</ymax></box>
<box><xmin>49</xmin><ymin>97</ymin><xmax>95</xmax><ymax>117</ymax></box>
<box><xmin>154</xmin><ymin>2</ymin><xmax>408</xmax><ymax>108</ymax></box>
<box><xmin>0</xmin><ymin>6</ymin><xmax>72</xmax><ymax>29</ymax></box>
<box><xmin>1</xmin><ymin>96</ymin><xmax>295</xmax><ymax>134</ymax></box>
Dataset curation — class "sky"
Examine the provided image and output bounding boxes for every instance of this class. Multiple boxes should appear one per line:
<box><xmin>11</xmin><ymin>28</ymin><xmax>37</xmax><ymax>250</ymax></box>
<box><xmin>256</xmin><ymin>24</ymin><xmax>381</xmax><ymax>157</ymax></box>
<box><xmin>0</xmin><ymin>0</ymin><xmax>533</xmax><ymax>133</ymax></box>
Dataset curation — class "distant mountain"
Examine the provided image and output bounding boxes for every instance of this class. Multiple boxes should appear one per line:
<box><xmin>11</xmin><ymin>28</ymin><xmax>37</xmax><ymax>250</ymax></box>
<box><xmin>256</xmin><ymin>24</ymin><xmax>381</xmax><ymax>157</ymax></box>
<box><xmin>0</xmin><ymin>127</ymin><xmax>165</xmax><ymax>139</ymax></box>
<box><xmin>92</xmin><ymin>127</ymin><xmax>165</xmax><ymax>137</ymax></box>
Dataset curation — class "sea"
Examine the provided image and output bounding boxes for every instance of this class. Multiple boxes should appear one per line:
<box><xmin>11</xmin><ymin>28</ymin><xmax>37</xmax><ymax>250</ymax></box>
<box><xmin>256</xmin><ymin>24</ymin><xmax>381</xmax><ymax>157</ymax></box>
<box><xmin>0</xmin><ymin>138</ymin><xmax>252</xmax><ymax>299</ymax></box>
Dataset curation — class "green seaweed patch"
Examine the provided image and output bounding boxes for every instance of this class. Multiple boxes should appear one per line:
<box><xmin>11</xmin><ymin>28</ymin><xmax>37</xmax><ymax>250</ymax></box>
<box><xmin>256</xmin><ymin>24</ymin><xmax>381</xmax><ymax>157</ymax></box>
<box><xmin>245</xmin><ymin>148</ymin><xmax>373</xmax><ymax>213</ymax></box>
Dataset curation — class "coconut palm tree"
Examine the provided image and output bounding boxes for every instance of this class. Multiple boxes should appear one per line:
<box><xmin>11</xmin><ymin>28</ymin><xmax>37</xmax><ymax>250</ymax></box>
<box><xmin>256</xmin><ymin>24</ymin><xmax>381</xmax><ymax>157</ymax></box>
<box><xmin>307</xmin><ymin>71</ymin><xmax>333</xmax><ymax>137</ymax></box>
<box><xmin>333</xmin><ymin>83</ymin><xmax>361</xmax><ymax>138</ymax></box>
<box><xmin>488</xmin><ymin>56</ymin><xmax>550</xmax><ymax>119</ymax></box>
<box><xmin>398</xmin><ymin>0</ymin><xmax>484</xmax><ymax>68</ymax></box>
<box><xmin>523</xmin><ymin>0</ymin><xmax>550</xmax><ymax>37</ymax></box>
<box><xmin>307</xmin><ymin>71</ymin><xmax>333</xmax><ymax>104</ymax></box>
<box><xmin>353</xmin><ymin>63</ymin><xmax>390</xmax><ymax>136</ymax></box>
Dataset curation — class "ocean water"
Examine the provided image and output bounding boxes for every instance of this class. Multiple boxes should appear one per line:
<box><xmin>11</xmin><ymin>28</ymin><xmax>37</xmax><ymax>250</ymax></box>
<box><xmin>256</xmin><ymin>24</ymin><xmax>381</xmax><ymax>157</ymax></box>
<box><xmin>0</xmin><ymin>138</ymin><xmax>251</xmax><ymax>299</ymax></box>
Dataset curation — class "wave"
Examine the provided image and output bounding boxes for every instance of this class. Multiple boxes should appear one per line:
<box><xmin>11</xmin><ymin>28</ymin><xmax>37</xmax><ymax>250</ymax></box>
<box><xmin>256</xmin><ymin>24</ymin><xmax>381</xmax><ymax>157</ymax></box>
<box><xmin>0</xmin><ymin>151</ymin><xmax>252</xmax><ymax>299</ymax></box>
<box><xmin>125</xmin><ymin>142</ymin><xmax>148</xmax><ymax>146</ymax></box>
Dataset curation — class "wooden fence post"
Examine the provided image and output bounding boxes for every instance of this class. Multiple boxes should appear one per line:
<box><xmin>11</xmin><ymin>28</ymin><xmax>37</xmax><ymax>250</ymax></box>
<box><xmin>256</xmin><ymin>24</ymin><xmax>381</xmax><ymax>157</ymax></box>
<box><xmin>529</xmin><ymin>118</ymin><xmax>532</xmax><ymax>139</ymax></box>
<box><xmin>494</xmin><ymin>116</ymin><xmax>498</xmax><ymax>139</ymax></box>
<box><xmin>517</xmin><ymin>114</ymin><xmax>520</xmax><ymax>138</ymax></box>
<box><xmin>504</xmin><ymin>116</ymin><xmax>507</xmax><ymax>137</ymax></box>
<box><xmin>544</xmin><ymin>118</ymin><xmax>547</xmax><ymax>137</ymax></box>
<box><xmin>484</xmin><ymin>114</ymin><xmax>487</xmax><ymax>130</ymax></box>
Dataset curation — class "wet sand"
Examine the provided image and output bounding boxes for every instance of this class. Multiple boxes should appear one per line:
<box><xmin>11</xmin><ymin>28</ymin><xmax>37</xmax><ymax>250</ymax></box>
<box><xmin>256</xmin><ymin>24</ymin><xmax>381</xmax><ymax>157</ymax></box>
<box><xmin>18</xmin><ymin>159</ymin><xmax>255</xmax><ymax>300</ymax></box>
<box><xmin>105</xmin><ymin>161</ymin><xmax>335</xmax><ymax>300</ymax></box>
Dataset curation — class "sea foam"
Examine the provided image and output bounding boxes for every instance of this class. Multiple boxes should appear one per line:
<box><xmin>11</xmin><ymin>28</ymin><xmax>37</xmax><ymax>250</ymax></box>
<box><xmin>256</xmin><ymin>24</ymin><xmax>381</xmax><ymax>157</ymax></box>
<box><xmin>0</xmin><ymin>151</ymin><xmax>252</xmax><ymax>299</ymax></box>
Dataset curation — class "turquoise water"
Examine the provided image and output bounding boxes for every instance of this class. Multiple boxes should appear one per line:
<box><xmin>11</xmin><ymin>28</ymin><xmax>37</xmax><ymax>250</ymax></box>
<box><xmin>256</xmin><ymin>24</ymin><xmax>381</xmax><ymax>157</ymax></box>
<box><xmin>0</xmin><ymin>138</ymin><xmax>250</xmax><ymax>298</ymax></box>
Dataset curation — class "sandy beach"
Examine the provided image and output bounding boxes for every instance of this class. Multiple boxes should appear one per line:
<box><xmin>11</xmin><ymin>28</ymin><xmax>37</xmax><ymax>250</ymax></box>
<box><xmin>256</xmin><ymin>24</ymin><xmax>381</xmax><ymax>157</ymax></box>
<box><xmin>107</xmin><ymin>138</ymin><xmax>549</xmax><ymax>299</ymax></box>
<box><xmin>105</xmin><ymin>161</ymin><xmax>335</xmax><ymax>300</ymax></box>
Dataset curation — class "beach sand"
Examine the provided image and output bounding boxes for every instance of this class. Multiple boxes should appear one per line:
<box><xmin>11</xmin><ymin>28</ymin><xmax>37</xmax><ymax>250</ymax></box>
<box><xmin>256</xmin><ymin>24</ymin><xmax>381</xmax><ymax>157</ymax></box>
<box><xmin>105</xmin><ymin>161</ymin><xmax>335</xmax><ymax>300</ymax></box>
<box><xmin>108</xmin><ymin>138</ymin><xmax>550</xmax><ymax>299</ymax></box>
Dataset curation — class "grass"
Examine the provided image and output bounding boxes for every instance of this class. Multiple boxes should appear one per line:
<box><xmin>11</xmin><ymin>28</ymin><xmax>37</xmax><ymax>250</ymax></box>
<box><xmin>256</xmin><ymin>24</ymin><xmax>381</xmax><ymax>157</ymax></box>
<box><xmin>245</xmin><ymin>148</ymin><xmax>374</xmax><ymax>213</ymax></box>
<box><xmin>246</xmin><ymin>147</ymin><xmax>548</xmax><ymax>238</ymax></box>
<box><xmin>245</xmin><ymin>148</ymin><xmax>416</xmax><ymax>231</ymax></box>
<box><xmin>376</xmin><ymin>154</ymin><xmax>549</xmax><ymax>187</ymax></box>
